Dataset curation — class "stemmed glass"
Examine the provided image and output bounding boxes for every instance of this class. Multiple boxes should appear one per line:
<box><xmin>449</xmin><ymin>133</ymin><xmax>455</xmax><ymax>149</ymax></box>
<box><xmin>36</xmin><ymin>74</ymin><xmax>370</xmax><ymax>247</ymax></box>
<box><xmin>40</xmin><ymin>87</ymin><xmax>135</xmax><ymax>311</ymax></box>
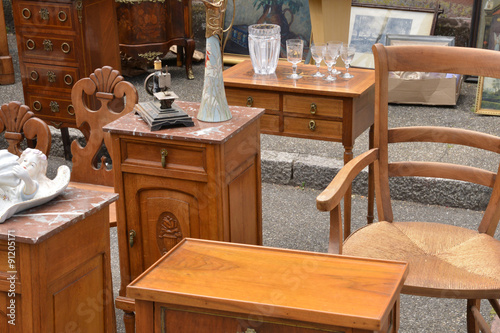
<box><xmin>326</xmin><ymin>41</ymin><xmax>342</xmax><ymax>75</ymax></box>
<box><xmin>310</xmin><ymin>43</ymin><xmax>325</xmax><ymax>77</ymax></box>
<box><xmin>286</xmin><ymin>39</ymin><xmax>304</xmax><ymax>79</ymax></box>
<box><xmin>341</xmin><ymin>45</ymin><xmax>356</xmax><ymax>79</ymax></box>
<box><xmin>323</xmin><ymin>42</ymin><xmax>341</xmax><ymax>82</ymax></box>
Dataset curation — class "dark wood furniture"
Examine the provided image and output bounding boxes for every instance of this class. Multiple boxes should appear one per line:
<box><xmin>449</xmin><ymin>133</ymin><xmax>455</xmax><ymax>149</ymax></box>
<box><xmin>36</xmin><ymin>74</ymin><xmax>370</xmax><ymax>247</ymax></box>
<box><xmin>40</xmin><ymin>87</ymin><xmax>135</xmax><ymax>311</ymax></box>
<box><xmin>116</xmin><ymin>0</ymin><xmax>195</xmax><ymax>79</ymax></box>
<box><xmin>128</xmin><ymin>238</ymin><xmax>408</xmax><ymax>333</ymax></box>
<box><xmin>0</xmin><ymin>187</ymin><xmax>117</xmax><ymax>332</ymax></box>
<box><xmin>224</xmin><ymin>59</ymin><xmax>375</xmax><ymax>236</ymax></box>
<box><xmin>11</xmin><ymin>0</ymin><xmax>121</xmax><ymax>159</ymax></box>
<box><xmin>316</xmin><ymin>44</ymin><xmax>500</xmax><ymax>333</ymax></box>
<box><xmin>103</xmin><ymin>102</ymin><xmax>264</xmax><ymax>333</ymax></box>
<box><xmin>0</xmin><ymin>0</ymin><xmax>14</xmax><ymax>85</ymax></box>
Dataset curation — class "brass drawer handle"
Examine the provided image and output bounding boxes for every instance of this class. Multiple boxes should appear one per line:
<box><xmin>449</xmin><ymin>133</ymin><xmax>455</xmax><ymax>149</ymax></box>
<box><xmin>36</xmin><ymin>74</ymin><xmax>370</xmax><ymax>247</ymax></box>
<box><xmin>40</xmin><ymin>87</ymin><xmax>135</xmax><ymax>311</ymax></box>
<box><xmin>43</xmin><ymin>39</ymin><xmax>53</xmax><ymax>51</ymax></box>
<box><xmin>309</xmin><ymin>120</ymin><xmax>316</xmax><ymax>131</ymax></box>
<box><xmin>58</xmin><ymin>10</ymin><xmax>67</xmax><ymax>22</ymax></box>
<box><xmin>246</xmin><ymin>96</ymin><xmax>253</xmax><ymax>107</ymax></box>
<box><xmin>129</xmin><ymin>230</ymin><xmax>136</xmax><ymax>247</ymax></box>
<box><xmin>47</xmin><ymin>71</ymin><xmax>56</xmax><ymax>83</ymax></box>
<box><xmin>50</xmin><ymin>101</ymin><xmax>59</xmax><ymax>113</ymax></box>
<box><xmin>67</xmin><ymin>104</ymin><xmax>75</xmax><ymax>116</ymax></box>
<box><xmin>33</xmin><ymin>101</ymin><xmax>42</xmax><ymax>111</ymax></box>
<box><xmin>26</xmin><ymin>39</ymin><xmax>35</xmax><ymax>50</ymax></box>
<box><xmin>310</xmin><ymin>102</ymin><xmax>317</xmax><ymax>114</ymax></box>
<box><xmin>22</xmin><ymin>8</ymin><xmax>31</xmax><ymax>19</ymax></box>
<box><xmin>30</xmin><ymin>70</ymin><xmax>39</xmax><ymax>81</ymax></box>
<box><xmin>39</xmin><ymin>8</ymin><xmax>49</xmax><ymax>20</ymax></box>
<box><xmin>161</xmin><ymin>149</ymin><xmax>168</xmax><ymax>168</ymax></box>
<box><xmin>61</xmin><ymin>42</ymin><xmax>71</xmax><ymax>54</ymax></box>
<box><xmin>64</xmin><ymin>74</ymin><xmax>73</xmax><ymax>85</ymax></box>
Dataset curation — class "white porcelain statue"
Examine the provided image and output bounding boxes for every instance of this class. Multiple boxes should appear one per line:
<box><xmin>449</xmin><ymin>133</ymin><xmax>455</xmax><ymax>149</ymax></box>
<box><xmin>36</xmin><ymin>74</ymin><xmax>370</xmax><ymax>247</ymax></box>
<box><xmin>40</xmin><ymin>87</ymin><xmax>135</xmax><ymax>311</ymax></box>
<box><xmin>0</xmin><ymin>148</ymin><xmax>70</xmax><ymax>223</ymax></box>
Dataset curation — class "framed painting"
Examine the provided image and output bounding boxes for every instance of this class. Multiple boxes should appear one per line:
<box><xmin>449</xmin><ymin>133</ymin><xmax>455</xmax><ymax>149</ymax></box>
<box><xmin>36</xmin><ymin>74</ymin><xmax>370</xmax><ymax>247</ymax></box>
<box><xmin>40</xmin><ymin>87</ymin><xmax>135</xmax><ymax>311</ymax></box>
<box><xmin>222</xmin><ymin>0</ymin><xmax>312</xmax><ymax>64</ymax></box>
<box><xmin>348</xmin><ymin>4</ymin><xmax>440</xmax><ymax>69</ymax></box>
<box><xmin>474</xmin><ymin>0</ymin><xmax>500</xmax><ymax>115</ymax></box>
<box><xmin>385</xmin><ymin>34</ymin><xmax>455</xmax><ymax>46</ymax></box>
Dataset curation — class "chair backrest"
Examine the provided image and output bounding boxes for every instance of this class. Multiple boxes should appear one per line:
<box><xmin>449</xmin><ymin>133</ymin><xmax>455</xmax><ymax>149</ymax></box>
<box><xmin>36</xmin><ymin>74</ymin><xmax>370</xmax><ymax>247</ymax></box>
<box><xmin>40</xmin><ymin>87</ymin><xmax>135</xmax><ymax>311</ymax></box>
<box><xmin>373</xmin><ymin>44</ymin><xmax>500</xmax><ymax>237</ymax></box>
<box><xmin>0</xmin><ymin>101</ymin><xmax>51</xmax><ymax>156</ymax></box>
<box><xmin>70</xmin><ymin>66</ymin><xmax>138</xmax><ymax>186</ymax></box>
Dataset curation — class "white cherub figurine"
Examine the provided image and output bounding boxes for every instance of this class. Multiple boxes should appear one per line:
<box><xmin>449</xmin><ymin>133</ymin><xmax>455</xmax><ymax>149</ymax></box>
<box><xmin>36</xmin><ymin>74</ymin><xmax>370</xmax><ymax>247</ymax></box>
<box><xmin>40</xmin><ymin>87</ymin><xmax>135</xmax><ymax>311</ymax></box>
<box><xmin>0</xmin><ymin>148</ymin><xmax>70</xmax><ymax>223</ymax></box>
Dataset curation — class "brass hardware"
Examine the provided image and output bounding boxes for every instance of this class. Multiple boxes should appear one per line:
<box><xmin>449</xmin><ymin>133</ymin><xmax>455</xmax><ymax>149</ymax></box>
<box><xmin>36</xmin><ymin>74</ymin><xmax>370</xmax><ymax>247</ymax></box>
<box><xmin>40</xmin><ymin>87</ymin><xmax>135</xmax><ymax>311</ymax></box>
<box><xmin>33</xmin><ymin>101</ymin><xmax>42</xmax><ymax>111</ymax></box>
<box><xmin>138</xmin><ymin>51</ymin><xmax>163</xmax><ymax>61</ymax></box>
<box><xmin>67</xmin><ymin>105</ymin><xmax>75</xmax><ymax>116</ymax></box>
<box><xmin>76</xmin><ymin>0</ymin><xmax>83</xmax><ymax>23</ymax></box>
<box><xmin>161</xmin><ymin>149</ymin><xmax>168</xmax><ymax>168</ymax></box>
<box><xmin>43</xmin><ymin>39</ymin><xmax>53</xmax><ymax>51</ymax></box>
<box><xmin>309</xmin><ymin>120</ymin><xmax>316</xmax><ymax>131</ymax></box>
<box><xmin>47</xmin><ymin>71</ymin><xmax>56</xmax><ymax>83</ymax></box>
<box><xmin>22</xmin><ymin>8</ymin><xmax>31</xmax><ymax>19</ymax></box>
<box><xmin>50</xmin><ymin>121</ymin><xmax>63</xmax><ymax>129</ymax></box>
<box><xmin>246</xmin><ymin>96</ymin><xmax>253</xmax><ymax>107</ymax></box>
<box><xmin>61</xmin><ymin>42</ymin><xmax>71</xmax><ymax>54</ymax></box>
<box><xmin>26</xmin><ymin>39</ymin><xmax>35</xmax><ymax>50</ymax></box>
<box><xmin>310</xmin><ymin>102</ymin><xmax>317</xmax><ymax>114</ymax></box>
<box><xmin>39</xmin><ymin>8</ymin><xmax>49</xmax><ymax>20</ymax></box>
<box><xmin>58</xmin><ymin>10</ymin><xmax>67</xmax><ymax>22</ymax></box>
<box><xmin>30</xmin><ymin>70</ymin><xmax>39</xmax><ymax>81</ymax></box>
<box><xmin>129</xmin><ymin>230</ymin><xmax>137</xmax><ymax>247</ymax></box>
<box><xmin>50</xmin><ymin>101</ymin><xmax>59</xmax><ymax>113</ymax></box>
<box><xmin>64</xmin><ymin>74</ymin><xmax>73</xmax><ymax>85</ymax></box>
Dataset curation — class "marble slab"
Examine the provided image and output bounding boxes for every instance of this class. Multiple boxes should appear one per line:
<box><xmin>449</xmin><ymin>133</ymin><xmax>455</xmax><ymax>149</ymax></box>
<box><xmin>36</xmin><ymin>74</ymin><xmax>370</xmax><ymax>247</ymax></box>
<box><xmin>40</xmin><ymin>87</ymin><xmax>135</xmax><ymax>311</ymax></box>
<box><xmin>0</xmin><ymin>187</ymin><xmax>118</xmax><ymax>244</ymax></box>
<box><xmin>103</xmin><ymin>101</ymin><xmax>265</xmax><ymax>144</ymax></box>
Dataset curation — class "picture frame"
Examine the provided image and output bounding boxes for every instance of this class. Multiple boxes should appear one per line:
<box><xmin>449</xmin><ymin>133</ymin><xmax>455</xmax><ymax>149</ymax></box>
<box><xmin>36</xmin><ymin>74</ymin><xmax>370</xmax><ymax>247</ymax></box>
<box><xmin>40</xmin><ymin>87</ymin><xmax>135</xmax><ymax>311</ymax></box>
<box><xmin>348</xmin><ymin>4</ymin><xmax>441</xmax><ymax>69</ymax></box>
<box><xmin>222</xmin><ymin>0</ymin><xmax>312</xmax><ymax>64</ymax></box>
<box><xmin>385</xmin><ymin>34</ymin><xmax>455</xmax><ymax>47</ymax></box>
<box><xmin>473</xmin><ymin>0</ymin><xmax>500</xmax><ymax>115</ymax></box>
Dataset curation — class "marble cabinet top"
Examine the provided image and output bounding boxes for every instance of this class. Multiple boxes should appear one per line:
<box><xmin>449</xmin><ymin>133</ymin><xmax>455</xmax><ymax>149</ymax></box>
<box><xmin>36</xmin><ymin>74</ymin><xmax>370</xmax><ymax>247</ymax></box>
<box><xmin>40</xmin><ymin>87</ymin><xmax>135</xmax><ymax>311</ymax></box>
<box><xmin>0</xmin><ymin>187</ymin><xmax>117</xmax><ymax>244</ymax></box>
<box><xmin>103</xmin><ymin>101</ymin><xmax>265</xmax><ymax>144</ymax></box>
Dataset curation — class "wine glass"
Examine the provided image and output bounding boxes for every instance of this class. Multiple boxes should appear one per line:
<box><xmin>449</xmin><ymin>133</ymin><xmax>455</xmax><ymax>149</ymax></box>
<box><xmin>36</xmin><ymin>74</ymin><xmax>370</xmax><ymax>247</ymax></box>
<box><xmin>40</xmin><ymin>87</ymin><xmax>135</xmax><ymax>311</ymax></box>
<box><xmin>323</xmin><ymin>43</ymin><xmax>341</xmax><ymax>82</ymax></box>
<box><xmin>286</xmin><ymin>39</ymin><xmax>304</xmax><ymax>79</ymax></box>
<box><xmin>326</xmin><ymin>41</ymin><xmax>343</xmax><ymax>75</ymax></box>
<box><xmin>341</xmin><ymin>45</ymin><xmax>356</xmax><ymax>79</ymax></box>
<box><xmin>310</xmin><ymin>43</ymin><xmax>325</xmax><ymax>77</ymax></box>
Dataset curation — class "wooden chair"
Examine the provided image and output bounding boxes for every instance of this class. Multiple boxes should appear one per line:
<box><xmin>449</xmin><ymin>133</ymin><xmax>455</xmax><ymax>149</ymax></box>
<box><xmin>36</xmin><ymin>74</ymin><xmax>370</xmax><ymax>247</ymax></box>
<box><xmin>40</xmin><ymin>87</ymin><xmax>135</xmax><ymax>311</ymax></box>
<box><xmin>0</xmin><ymin>101</ymin><xmax>51</xmax><ymax>156</ymax></box>
<box><xmin>316</xmin><ymin>44</ymin><xmax>500</xmax><ymax>333</ymax></box>
<box><xmin>70</xmin><ymin>66</ymin><xmax>138</xmax><ymax>227</ymax></box>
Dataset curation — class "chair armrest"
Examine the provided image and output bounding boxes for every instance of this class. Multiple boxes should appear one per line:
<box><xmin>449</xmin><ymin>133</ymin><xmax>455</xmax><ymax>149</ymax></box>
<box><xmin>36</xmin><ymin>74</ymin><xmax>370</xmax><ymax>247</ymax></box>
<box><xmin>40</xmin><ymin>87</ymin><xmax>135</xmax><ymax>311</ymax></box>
<box><xmin>317</xmin><ymin>149</ymin><xmax>378</xmax><ymax>212</ymax></box>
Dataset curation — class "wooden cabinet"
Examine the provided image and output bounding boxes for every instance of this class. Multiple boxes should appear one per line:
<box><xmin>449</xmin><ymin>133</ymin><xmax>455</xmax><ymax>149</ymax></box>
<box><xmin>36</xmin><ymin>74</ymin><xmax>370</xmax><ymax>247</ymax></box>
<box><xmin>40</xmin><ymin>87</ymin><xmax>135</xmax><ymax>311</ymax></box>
<box><xmin>116</xmin><ymin>0</ymin><xmax>195</xmax><ymax>79</ymax></box>
<box><xmin>128</xmin><ymin>238</ymin><xmax>409</xmax><ymax>333</ymax></box>
<box><xmin>103</xmin><ymin>101</ymin><xmax>264</xmax><ymax>333</ymax></box>
<box><xmin>0</xmin><ymin>187</ymin><xmax>117</xmax><ymax>332</ymax></box>
<box><xmin>12</xmin><ymin>0</ymin><xmax>121</xmax><ymax>157</ymax></box>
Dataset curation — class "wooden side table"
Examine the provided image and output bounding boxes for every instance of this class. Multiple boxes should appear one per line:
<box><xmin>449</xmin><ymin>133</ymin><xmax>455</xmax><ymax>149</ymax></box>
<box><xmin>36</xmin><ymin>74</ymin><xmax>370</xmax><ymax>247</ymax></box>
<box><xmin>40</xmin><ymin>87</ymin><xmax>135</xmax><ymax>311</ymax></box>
<box><xmin>104</xmin><ymin>101</ymin><xmax>265</xmax><ymax>333</ymax></box>
<box><xmin>224</xmin><ymin>60</ymin><xmax>375</xmax><ymax>236</ymax></box>
<box><xmin>0</xmin><ymin>187</ymin><xmax>117</xmax><ymax>332</ymax></box>
<box><xmin>128</xmin><ymin>238</ymin><xmax>408</xmax><ymax>333</ymax></box>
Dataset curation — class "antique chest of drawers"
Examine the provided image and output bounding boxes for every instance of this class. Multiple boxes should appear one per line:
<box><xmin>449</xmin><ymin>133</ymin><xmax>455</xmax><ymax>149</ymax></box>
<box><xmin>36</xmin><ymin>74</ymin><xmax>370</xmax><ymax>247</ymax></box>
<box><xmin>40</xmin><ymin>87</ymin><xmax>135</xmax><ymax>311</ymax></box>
<box><xmin>12</xmin><ymin>0</ymin><xmax>121</xmax><ymax>155</ymax></box>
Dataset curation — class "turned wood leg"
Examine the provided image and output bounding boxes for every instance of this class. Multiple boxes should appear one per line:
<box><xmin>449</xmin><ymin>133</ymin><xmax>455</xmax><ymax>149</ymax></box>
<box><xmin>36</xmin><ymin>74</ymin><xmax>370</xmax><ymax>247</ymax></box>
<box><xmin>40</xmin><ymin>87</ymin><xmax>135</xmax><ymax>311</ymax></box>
<box><xmin>60</xmin><ymin>127</ymin><xmax>72</xmax><ymax>161</ymax></box>
<box><xmin>123</xmin><ymin>310</ymin><xmax>135</xmax><ymax>333</ymax></box>
<box><xmin>184</xmin><ymin>38</ymin><xmax>195</xmax><ymax>80</ymax></box>
<box><xmin>343</xmin><ymin>145</ymin><xmax>353</xmax><ymax>240</ymax></box>
<box><xmin>467</xmin><ymin>299</ymin><xmax>480</xmax><ymax>333</ymax></box>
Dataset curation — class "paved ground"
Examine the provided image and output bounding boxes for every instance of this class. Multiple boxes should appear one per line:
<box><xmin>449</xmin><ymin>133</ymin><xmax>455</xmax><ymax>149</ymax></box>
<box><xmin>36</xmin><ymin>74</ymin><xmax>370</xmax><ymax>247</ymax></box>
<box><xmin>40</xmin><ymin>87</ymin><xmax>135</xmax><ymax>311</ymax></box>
<box><xmin>2</xmin><ymin>32</ymin><xmax>500</xmax><ymax>332</ymax></box>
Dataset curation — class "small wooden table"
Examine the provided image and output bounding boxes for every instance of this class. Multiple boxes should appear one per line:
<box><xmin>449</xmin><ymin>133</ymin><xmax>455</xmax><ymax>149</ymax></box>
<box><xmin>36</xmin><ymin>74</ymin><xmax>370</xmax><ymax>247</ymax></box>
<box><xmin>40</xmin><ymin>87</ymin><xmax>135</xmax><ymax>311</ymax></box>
<box><xmin>104</xmin><ymin>101</ymin><xmax>265</xmax><ymax>333</ymax></box>
<box><xmin>0</xmin><ymin>187</ymin><xmax>117</xmax><ymax>332</ymax></box>
<box><xmin>224</xmin><ymin>60</ymin><xmax>376</xmax><ymax>234</ymax></box>
<box><xmin>128</xmin><ymin>238</ymin><xmax>408</xmax><ymax>333</ymax></box>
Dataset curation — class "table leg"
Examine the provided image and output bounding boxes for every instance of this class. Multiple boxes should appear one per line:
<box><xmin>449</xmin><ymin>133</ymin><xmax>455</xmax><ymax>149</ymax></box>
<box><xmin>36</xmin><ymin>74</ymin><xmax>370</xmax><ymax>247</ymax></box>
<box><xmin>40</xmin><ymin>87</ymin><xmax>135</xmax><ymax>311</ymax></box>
<box><xmin>343</xmin><ymin>145</ymin><xmax>353</xmax><ymax>240</ymax></box>
<box><xmin>60</xmin><ymin>127</ymin><xmax>72</xmax><ymax>161</ymax></box>
<box><xmin>367</xmin><ymin>125</ymin><xmax>375</xmax><ymax>224</ymax></box>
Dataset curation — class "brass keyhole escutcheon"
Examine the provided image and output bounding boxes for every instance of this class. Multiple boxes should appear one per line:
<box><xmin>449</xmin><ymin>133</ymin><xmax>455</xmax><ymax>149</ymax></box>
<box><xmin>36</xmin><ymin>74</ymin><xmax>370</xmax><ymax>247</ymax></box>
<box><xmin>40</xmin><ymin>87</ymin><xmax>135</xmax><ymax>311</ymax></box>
<box><xmin>310</xmin><ymin>102</ymin><xmax>317</xmax><ymax>114</ymax></box>
<box><xmin>161</xmin><ymin>149</ymin><xmax>168</xmax><ymax>168</ymax></box>
<box><xmin>246</xmin><ymin>96</ymin><xmax>254</xmax><ymax>107</ymax></box>
<box><xmin>309</xmin><ymin>120</ymin><xmax>316</xmax><ymax>131</ymax></box>
<box><xmin>50</xmin><ymin>101</ymin><xmax>59</xmax><ymax>113</ymax></box>
<box><xmin>39</xmin><ymin>8</ymin><xmax>49</xmax><ymax>20</ymax></box>
<box><xmin>129</xmin><ymin>230</ymin><xmax>136</xmax><ymax>247</ymax></box>
<box><xmin>43</xmin><ymin>39</ymin><xmax>53</xmax><ymax>51</ymax></box>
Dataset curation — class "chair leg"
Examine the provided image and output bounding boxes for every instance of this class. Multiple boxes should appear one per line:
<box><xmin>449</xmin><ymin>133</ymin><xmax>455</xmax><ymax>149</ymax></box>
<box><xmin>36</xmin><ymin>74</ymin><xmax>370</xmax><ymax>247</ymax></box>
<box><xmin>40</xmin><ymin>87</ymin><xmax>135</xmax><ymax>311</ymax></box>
<box><xmin>467</xmin><ymin>299</ymin><xmax>481</xmax><ymax>333</ymax></box>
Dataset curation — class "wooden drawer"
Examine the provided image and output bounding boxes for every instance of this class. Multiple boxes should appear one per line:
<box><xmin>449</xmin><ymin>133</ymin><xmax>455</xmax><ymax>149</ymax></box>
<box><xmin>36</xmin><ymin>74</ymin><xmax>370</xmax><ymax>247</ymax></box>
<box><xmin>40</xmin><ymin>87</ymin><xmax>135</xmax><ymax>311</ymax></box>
<box><xmin>121</xmin><ymin>139</ymin><xmax>207</xmax><ymax>177</ymax></box>
<box><xmin>261</xmin><ymin>113</ymin><xmax>279</xmax><ymax>132</ymax></box>
<box><xmin>284</xmin><ymin>117</ymin><xmax>342</xmax><ymax>140</ymax></box>
<box><xmin>14</xmin><ymin>1</ymin><xmax>75</xmax><ymax>32</ymax></box>
<box><xmin>27</xmin><ymin>94</ymin><xmax>75</xmax><ymax>121</ymax></box>
<box><xmin>23</xmin><ymin>63</ymin><xmax>78</xmax><ymax>92</ymax></box>
<box><xmin>226</xmin><ymin>87</ymin><xmax>279</xmax><ymax>111</ymax></box>
<box><xmin>283</xmin><ymin>94</ymin><xmax>343</xmax><ymax>118</ymax></box>
<box><xmin>18</xmin><ymin>33</ymin><xmax>78</xmax><ymax>65</ymax></box>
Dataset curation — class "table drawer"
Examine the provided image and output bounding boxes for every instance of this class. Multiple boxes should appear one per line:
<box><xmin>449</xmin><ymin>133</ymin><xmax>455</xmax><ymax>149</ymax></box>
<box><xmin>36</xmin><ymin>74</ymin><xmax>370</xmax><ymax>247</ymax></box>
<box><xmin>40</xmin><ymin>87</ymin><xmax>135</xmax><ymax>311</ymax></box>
<box><xmin>261</xmin><ymin>113</ymin><xmax>279</xmax><ymax>132</ymax></box>
<box><xmin>14</xmin><ymin>1</ymin><xmax>75</xmax><ymax>32</ymax></box>
<box><xmin>18</xmin><ymin>33</ymin><xmax>78</xmax><ymax>65</ymax></box>
<box><xmin>283</xmin><ymin>94</ymin><xmax>343</xmax><ymax>118</ymax></box>
<box><xmin>226</xmin><ymin>88</ymin><xmax>279</xmax><ymax>111</ymax></box>
<box><xmin>23</xmin><ymin>63</ymin><xmax>78</xmax><ymax>92</ymax></box>
<box><xmin>284</xmin><ymin>117</ymin><xmax>342</xmax><ymax>140</ymax></box>
<box><xmin>27</xmin><ymin>94</ymin><xmax>75</xmax><ymax>121</ymax></box>
<box><xmin>121</xmin><ymin>140</ymin><xmax>207</xmax><ymax>177</ymax></box>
